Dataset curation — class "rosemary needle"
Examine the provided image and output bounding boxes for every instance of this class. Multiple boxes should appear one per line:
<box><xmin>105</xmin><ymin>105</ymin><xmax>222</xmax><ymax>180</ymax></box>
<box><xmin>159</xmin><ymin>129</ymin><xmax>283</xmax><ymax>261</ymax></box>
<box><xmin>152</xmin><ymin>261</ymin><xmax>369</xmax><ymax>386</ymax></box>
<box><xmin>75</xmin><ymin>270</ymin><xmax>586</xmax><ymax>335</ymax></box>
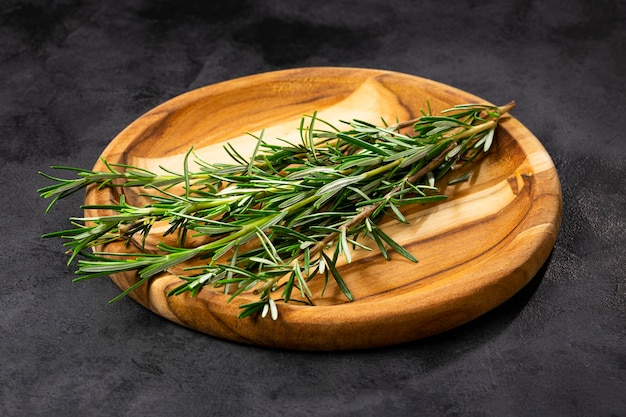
<box><xmin>39</xmin><ymin>101</ymin><xmax>515</xmax><ymax>319</ymax></box>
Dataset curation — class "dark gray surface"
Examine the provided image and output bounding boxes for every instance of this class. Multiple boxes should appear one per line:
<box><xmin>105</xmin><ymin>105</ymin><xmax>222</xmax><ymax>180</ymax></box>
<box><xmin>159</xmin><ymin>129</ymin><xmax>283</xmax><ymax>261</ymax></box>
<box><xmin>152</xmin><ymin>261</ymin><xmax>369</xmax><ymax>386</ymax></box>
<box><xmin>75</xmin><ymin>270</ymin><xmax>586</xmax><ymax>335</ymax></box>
<box><xmin>1</xmin><ymin>1</ymin><xmax>625</xmax><ymax>416</ymax></box>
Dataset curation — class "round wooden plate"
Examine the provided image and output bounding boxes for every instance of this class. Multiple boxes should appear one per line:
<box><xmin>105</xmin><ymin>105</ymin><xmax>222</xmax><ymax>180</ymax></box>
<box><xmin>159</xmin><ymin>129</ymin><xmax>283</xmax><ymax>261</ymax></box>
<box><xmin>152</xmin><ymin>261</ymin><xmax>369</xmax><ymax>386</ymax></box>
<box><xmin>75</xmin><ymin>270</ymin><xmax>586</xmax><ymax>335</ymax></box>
<box><xmin>85</xmin><ymin>67</ymin><xmax>562</xmax><ymax>350</ymax></box>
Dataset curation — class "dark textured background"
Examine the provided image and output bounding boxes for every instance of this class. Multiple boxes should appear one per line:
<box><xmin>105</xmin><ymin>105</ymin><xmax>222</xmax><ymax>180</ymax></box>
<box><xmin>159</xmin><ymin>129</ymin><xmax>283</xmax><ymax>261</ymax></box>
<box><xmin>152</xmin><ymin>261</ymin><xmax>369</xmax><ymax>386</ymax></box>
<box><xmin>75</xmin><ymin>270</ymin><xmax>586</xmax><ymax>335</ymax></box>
<box><xmin>1</xmin><ymin>1</ymin><xmax>625</xmax><ymax>416</ymax></box>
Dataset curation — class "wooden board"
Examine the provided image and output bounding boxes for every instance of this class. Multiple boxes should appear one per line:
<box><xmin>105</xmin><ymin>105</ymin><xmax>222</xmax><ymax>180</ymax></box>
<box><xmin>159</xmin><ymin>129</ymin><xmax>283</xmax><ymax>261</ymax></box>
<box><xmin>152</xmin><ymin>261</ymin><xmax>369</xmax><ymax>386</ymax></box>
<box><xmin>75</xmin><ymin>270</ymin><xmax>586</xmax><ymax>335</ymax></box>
<box><xmin>85</xmin><ymin>67</ymin><xmax>562</xmax><ymax>350</ymax></box>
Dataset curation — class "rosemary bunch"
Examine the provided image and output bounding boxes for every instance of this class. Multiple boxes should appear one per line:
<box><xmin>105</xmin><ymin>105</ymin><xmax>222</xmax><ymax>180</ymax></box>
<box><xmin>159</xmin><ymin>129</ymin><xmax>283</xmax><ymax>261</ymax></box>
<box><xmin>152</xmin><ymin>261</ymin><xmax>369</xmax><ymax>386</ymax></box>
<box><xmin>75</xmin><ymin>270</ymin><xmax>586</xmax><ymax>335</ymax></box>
<box><xmin>39</xmin><ymin>101</ymin><xmax>515</xmax><ymax>319</ymax></box>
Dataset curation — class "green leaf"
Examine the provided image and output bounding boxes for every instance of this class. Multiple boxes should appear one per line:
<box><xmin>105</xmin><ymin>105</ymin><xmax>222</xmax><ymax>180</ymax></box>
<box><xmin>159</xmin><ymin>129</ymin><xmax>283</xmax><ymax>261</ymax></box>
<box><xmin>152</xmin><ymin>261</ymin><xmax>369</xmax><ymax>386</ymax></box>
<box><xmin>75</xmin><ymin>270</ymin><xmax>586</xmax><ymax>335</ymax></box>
<box><xmin>370</xmin><ymin>224</ymin><xmax>417</xmax><ymax>263</ymax></box>
<box><xmin>448</xmin><ymin>172</ymin><xmax>471</xmax><ymax>185</ymax></box>
<box><xmin>315</xmin><ymin>174</ymin><xmax>365</xmax><ymax>197</ymax></box>
<box><xmin>391</xmin><ymin>195</ymin><xmax>448</xmax><ymax>206</ymax></box>
<box><xmin>387</xmin><ymin>201</ymin><xmax>407</xmax><ymax>223</ymax></box>
<box><xmin>321</xmin><ymin>252</ymin><xmax>353</xmax><ymax>301</ymax></box>
<box><xmin>238</xmin><ymin>300</ymin><xmax>266</xmax><ymax>319</ymax></box>
<box><xmin>335</xmin><ymin>132</ymin><xmax>393</xmax><ymax>156</ymax></box>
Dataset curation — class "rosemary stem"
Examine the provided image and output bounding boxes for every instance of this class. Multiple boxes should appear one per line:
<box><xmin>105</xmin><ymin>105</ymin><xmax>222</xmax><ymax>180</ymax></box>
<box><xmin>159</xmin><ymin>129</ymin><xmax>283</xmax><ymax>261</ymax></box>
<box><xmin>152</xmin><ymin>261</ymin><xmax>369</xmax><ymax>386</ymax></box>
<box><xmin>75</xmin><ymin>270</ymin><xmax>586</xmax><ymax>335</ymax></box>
<box><xmin>497</xmin><ymin>101</ymin><xmax>516</xmax><ymax>115</ymax></box>
<box><xmin>123</xmin><ymin>116</ymin><xmax>498</xmax><ymax>288</ymax></box>
<box><xmin>142</xmin><ymin>193</ymin><xmax>322</xmax><ymax>278</ymax></box>
<box><xmin>362</xmin><ymin>159</ymin><xmax>403</xmax><ymax>179</ymax></box>
<box><xmin>448</xmin><ymin>119</ymin><xmax>496</xmax><ymax>141</ymax></box>
<box><xmin>42</xmin><ymin>101</ymin><xmax>517</xmax><ymax>316</ymax></box>
<box><xmin>253</xmin><ymin>141</ymin><xmax>458</xmax><ymax>295</ymax></box>
<box><xmin>253</xmin><ymin>105</ymin><xmax>512</xmax><ymax>296</ymax></box>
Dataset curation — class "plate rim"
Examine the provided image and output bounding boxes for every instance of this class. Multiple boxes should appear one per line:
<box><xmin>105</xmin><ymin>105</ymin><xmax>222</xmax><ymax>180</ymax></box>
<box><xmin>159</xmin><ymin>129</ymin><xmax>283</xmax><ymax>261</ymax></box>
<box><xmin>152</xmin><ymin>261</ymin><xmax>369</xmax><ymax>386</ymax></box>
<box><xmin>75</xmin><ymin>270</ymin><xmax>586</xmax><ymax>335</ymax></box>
<box><xmin>85</xmin><ymin>66</ymin><xmax>563</xmax><ymax>350</ymax></box>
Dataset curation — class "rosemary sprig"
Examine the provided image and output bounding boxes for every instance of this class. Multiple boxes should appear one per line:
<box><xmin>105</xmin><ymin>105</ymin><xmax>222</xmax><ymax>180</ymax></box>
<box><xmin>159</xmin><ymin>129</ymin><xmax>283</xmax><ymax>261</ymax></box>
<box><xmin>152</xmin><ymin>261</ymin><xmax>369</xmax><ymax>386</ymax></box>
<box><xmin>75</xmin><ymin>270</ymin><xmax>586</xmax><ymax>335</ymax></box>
<box><xmin>40</xmin><ymin>101</ymin><xmax>515</xmax><ymax>319</ymax></box>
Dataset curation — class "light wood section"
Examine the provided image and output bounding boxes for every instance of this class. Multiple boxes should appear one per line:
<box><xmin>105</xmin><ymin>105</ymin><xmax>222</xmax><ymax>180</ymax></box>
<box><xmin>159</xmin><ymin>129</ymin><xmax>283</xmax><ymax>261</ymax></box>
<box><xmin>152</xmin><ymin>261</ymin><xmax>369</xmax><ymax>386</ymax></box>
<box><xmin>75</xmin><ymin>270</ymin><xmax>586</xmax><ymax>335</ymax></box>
<box><xmin>85</xmin><ymin>67</ymin><xmax>562</xmax><ymax>350</ymax></box>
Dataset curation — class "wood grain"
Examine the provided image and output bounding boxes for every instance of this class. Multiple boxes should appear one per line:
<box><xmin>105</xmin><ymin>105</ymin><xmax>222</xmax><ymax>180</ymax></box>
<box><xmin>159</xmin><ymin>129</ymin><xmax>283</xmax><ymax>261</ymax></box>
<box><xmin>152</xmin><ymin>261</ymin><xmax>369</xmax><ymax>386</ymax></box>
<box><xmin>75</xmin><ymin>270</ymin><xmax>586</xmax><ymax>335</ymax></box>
<box><xmin>85</xmin><ymin>67</ymin><xmax>562</xmax><ymax>350</ymax></box>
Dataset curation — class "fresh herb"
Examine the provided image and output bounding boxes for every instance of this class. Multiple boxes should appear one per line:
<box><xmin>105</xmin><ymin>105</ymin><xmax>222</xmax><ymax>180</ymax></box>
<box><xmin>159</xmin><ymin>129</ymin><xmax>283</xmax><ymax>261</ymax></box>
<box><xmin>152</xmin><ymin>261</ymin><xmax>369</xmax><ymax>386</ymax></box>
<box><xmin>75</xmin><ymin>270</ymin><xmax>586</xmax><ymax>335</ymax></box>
<box><xmin>39</xmin><ymin>101</ymin><xmax>515</xmax><ymax>319</ymax></box>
